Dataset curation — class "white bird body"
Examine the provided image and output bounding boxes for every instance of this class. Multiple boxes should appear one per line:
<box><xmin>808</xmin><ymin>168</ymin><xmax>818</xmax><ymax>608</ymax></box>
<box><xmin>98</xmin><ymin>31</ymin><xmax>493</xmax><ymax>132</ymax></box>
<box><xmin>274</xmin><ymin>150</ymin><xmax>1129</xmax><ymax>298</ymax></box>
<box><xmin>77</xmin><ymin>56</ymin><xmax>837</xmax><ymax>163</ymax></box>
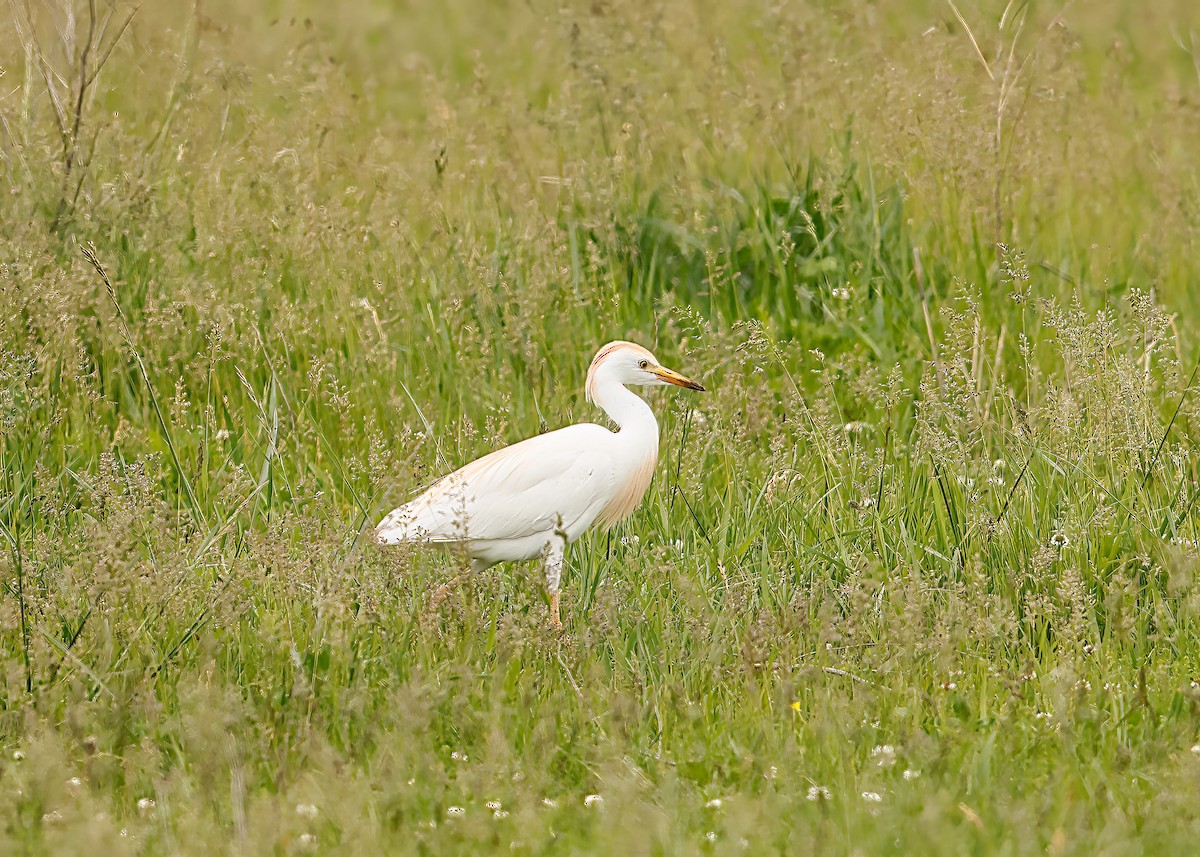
<box><xmin>375</xmin><ymin>341</ymin><xmax>704</xmax><ymax>628</ymax></box>
<box><xmin>378</xmin><ymin>422</ymin><xmax>641</xmax><ymax>563</ymax></box>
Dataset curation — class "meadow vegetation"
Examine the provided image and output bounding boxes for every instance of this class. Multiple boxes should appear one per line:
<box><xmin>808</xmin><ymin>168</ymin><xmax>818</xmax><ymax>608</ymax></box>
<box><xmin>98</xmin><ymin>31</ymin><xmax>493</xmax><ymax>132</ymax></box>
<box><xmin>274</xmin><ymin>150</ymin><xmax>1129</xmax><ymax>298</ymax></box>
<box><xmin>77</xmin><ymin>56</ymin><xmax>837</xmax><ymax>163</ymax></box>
<box><xmin>4</xmin><ymin>0</ymin><xmax>1200</xmax><ymax>852</ymax></box>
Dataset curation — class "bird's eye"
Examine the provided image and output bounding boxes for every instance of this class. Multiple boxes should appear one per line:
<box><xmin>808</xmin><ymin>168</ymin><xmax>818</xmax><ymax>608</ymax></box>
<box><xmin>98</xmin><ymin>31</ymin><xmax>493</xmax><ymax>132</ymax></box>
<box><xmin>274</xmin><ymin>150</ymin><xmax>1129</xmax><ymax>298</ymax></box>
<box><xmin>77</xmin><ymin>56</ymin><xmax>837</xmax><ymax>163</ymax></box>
<box><xmin>638</xmin><ymin>360</ymin><xmax>649</xmax><ymax>369</ymax></box>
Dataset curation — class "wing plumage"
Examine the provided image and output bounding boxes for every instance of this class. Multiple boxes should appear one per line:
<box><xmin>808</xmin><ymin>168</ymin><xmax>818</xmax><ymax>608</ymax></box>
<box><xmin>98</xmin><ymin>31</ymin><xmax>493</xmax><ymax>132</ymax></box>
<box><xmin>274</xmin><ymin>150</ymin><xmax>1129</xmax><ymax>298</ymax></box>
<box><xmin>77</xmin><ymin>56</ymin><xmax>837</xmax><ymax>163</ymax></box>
<box><xmin>375</xmin><ymin>424</ymin><xmax>618</xmax><ymax>545</ymax></box>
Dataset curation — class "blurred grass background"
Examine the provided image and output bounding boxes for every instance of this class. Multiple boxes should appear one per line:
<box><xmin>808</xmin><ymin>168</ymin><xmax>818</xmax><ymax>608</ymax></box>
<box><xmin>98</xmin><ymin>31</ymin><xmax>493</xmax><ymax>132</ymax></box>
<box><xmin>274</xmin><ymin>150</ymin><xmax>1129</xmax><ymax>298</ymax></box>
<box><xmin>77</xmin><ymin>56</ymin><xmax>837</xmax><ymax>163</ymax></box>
<box><xmin>4</xmin><ymin>0</ymin><xmax>1200</xmax><ymax>853</ymax></box>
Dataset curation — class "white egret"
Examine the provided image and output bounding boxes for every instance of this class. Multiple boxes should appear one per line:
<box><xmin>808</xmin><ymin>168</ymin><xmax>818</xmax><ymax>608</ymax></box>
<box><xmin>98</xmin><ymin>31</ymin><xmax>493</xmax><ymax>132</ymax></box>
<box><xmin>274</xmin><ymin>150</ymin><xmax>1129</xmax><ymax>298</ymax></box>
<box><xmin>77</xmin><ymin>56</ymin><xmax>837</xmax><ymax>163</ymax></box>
<box><xmin>375</xmin><ymin>340</ymin><xmax>705</xmax><ymax>629</ymax></box>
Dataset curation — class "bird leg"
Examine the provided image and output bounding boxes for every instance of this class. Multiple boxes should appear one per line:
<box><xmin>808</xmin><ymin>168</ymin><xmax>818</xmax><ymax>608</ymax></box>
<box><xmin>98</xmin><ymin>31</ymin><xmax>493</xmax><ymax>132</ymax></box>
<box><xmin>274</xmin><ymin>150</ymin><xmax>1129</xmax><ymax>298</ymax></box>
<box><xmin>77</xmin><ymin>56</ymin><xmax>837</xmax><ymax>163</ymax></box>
<box><xmin>543</xmin><ymin>530</ymin><xmax>567</xmax><ymax>631</ymax></box>
<box><xmin>428</xmin><ymin>574</ymin><xmax>462</xmax><ymax>612</ymax></box>
<box><xmin>428</xmin><ymin>557</ymin><xmax>490</xmax><ymax>613</ymax></box>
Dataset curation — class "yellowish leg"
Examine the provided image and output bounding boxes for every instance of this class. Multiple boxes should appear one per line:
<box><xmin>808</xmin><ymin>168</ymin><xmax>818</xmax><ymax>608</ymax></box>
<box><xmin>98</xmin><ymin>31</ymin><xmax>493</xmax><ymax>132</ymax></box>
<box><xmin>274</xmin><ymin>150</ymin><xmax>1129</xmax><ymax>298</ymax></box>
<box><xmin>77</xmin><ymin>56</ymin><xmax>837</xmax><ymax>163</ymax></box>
<box><xmin>428</xmin><ymin>574</ymin><xmax>462</xmax><ymax>612</ymax></box>
<box><xmin>544</xmin><ymin>529</ymin><xmax>567</xmax><ymax>631</ymax></box>
<box><xmin>426</xmin><ymin>560</ymin><xmax>487</xmax><ymax>622</ymax></box>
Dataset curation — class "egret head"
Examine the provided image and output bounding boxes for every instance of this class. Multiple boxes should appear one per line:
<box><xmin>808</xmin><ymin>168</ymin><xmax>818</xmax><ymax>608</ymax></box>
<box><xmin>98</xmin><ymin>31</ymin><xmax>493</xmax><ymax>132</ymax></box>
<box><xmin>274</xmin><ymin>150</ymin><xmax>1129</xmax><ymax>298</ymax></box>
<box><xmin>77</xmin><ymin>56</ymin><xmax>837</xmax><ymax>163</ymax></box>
<box><xmin>586</xmin><ymin>341</ymin><xmax>705</xmax><ymax>402</ymax></box>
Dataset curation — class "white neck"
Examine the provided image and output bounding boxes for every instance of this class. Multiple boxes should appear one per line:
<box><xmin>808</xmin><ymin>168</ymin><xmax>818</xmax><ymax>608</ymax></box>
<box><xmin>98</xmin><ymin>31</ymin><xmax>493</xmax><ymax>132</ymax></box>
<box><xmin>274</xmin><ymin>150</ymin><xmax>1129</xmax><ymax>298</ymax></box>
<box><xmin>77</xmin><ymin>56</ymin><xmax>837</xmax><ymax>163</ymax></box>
<box><xmin>591</xmin><ymin>377</ymin><xmax>659</xmax><ymax>444</ymax></box>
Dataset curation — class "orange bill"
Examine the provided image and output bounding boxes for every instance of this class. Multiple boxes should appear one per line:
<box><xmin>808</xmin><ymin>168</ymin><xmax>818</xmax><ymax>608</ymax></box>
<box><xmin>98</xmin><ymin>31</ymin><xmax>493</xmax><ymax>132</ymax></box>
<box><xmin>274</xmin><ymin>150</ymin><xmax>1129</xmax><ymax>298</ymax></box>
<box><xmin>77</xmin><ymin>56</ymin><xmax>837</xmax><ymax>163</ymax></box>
<box><xmin>652</xmin><ymin>366</ymin><xmax>706</xmax><ymax>391</ymax></box>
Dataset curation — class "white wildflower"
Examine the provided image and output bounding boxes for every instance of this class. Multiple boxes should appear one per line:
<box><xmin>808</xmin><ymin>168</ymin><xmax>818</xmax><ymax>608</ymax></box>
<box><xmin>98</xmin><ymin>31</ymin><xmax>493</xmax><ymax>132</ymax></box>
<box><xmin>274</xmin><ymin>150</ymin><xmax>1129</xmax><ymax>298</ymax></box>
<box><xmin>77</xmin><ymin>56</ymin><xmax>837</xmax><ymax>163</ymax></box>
<box><xmin>705</xmin><ymin>798</ymin><xmax>722</xmax><ymax>809</ymax></box>
<box><xmin>137</xmin><ymin>798</ymin><xmax>156</xmax><ymax>816</ymax></box>
<box><xmin>446</xmin><ymin>806</ymin><xmax>465</xmax><ymax>818</ymax></box>
<box><xmin>870</xmin><ymin>745</ymin><xmax>896</xmax><ymax>768</ymax></box>
<box><xmin>583</xmin><ymin>794</ymin><xmax>603</xmax><ymax>808</ymax></box>
<box><xmin>903</xmin><ymin>769</ymin><xmax>921</xmax><ymax>781</ymax></box>
<box><xmin>861</xmin><ymin>791</ymin><xmax>883</xmax><ymax>803</ymax></box>
<box><xmin>806</xmin><ymin>785</ymin><xmax>831</xmax><ymax>801</ymax></box>
<box><xmin>295</xmin><ymin>803</ymin><xmax>318</xmax><ymax>819</ymax></box>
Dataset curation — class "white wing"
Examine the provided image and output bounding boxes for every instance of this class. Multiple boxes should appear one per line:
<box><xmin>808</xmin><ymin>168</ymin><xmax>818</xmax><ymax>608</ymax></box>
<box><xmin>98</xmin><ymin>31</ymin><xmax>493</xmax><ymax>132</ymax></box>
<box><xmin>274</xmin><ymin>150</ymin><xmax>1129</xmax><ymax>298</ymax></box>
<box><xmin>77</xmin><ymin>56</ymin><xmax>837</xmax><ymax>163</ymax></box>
<box><xmin>375</xmin><ymin>424</ymin><xmax>618</xmax><ymax>544</ymax></box>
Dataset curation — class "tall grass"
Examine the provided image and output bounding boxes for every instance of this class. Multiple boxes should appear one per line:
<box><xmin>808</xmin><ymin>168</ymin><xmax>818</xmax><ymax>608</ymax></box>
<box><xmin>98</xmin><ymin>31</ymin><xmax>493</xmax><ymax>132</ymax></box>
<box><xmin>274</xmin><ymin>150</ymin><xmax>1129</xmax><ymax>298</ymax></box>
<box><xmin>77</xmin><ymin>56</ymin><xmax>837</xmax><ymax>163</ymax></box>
<box><xmin>3</xmin><ymin>0</ymin><xmax>1200</xmax><ymax>853</ymax></box>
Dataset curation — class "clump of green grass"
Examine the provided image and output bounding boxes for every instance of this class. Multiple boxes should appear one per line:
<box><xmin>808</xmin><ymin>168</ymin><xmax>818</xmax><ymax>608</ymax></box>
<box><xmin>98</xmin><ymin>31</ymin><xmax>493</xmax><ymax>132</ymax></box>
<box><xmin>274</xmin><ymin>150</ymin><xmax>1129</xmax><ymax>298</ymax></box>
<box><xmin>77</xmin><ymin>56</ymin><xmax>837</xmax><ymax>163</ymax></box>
<box><xmin>4</xmin><ymin>0</ymin><xmax>1200</xmax><ymax>853</ymax></box>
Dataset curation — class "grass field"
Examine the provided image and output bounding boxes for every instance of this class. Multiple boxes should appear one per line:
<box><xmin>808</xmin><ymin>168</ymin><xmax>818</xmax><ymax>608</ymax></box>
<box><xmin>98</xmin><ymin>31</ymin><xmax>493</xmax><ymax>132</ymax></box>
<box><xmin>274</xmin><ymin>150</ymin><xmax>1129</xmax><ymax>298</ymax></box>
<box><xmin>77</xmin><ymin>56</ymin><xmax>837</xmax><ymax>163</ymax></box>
<box><xmin>5</xmin><ymin>0</ymin><xmax>1200</xmax><ymax>852</ymax></box>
